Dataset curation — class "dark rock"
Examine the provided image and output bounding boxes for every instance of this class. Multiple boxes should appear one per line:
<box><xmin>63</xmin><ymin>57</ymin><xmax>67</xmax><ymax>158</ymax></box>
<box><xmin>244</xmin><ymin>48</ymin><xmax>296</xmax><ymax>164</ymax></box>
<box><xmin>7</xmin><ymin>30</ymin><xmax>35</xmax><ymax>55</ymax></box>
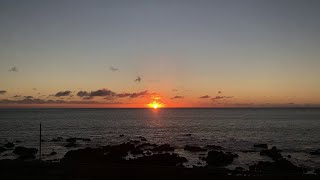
<box><xmin>310</xmin><ymin>149</ymin><xmax>320</xmax><ymax>156</ymax></box>
<box><xmin>253</xmin><ymin>144</ymin><xmax>268</xmax><ymax>149</ymax></box>
<box><xmin>4</xmin><ymin>142</ymin><xmax>14</xmax><ymax>148</ymax></box>
<box><xmin>131</xmin><ymin>148</ymin><xmax>143</xmax><ymax>155</ymax></box>
<box><xmin>137</xmin><ymin>136</ymin><xmax>147</xmax><ymax>141</ymax></box>
<box><xmin>144</xmin><ymin>151</ymin><xmax>152</xmax><ymax>156</ymax></box>
<box><xmin>119</xmin><ymin>134</ymin><xmax>124</xmax><ymax>137</ymax></box>
<box><xmin>136</xmin><ymin>143</ymin><xmax>157</xmax><ymax>150</ymax></box>
<box><xmin>315</xmin><ymin>168</ymin><xmax>320</xmax><ymax>176</ymax></box>
<box><xmin>13</xmin><ymin>146</ymin><xmax>38</xmax><ymax>156</ymax></box>
<box><xmin>151</xmin><ymin>144</ymin><xmax>175</xmax><ymax>152</ymax></box>
<box><xmin>66</xmin><ymin>137</ymin><xmax>91</xmax><ymax>143</ymax></box>
<box><xmin>235</xmin><ymin>166</ymin><xmax>245</xmax><ymax>171</ymax></box>
<box><xmin>51</xmin><ymin>137</ymin><xmax>63</xmax><ymax>142</ymax></box>
<box><xmin>184</xmin><ymin>134</ymin><xmax>192</xmax><ymax>136</ymax></box>
<box><xmin>249</xmin><ymin>159</ymin><xmax>305</xmax><ymax>175</ymax></box>
<box><xmin>184</xmin><ymin>145</ymin><xmax>206</xmax><ymax>152</ymax></box>
<box><xmin>64</xmin><ymin>142</ymin><xmax>79</xmax><ymax>148</ymax></box>
<box><xmin>17</xmin><ymin>154</ymin><xmax>36</xmax><ymax>160</ymax></box>
<box><xmin>129</xmin><ymin>153</ymin><xmax>187</xmax><ymax>166</ymax></box>
<box><xmin>0</xmin><ymin>147</ymin><xmax>6</xmax><ymax>153</ymax></box>
<box><xmin>49</xmin><ymin>151</ymin><xmax>57</xmax><ymax>156</ymax></box>
<box><xmin>15</xmin><ymin>140</ymin><xmax>21</xmax><ymax>143</ymax></box>
<box><xmin>204</xmin><ymin>150</ymin><xmax>238</xmax><ymax>167</ymax></box>
<box><xmin>205</xmin><ymin>145</ymin><xmax>223</xmax><ymax>150</ymax></box>
<box><xmin>129</xmin><ymin>140</ymin><xmax>140</xmax><ymax>144</ymax></box>
<box><xmin>102</xmin><ymin>142</ymin><xmax>135</xmax><ymax>158</ymax></box>
<box><xmin>287</xmin><ymin>155</ymin><xmax>291</xmax><ymax>158</ymax></box>
<box><xmin>260</xmin><ymin>146</ymin><xmax>283</xmax><ymax>160</ymax></box>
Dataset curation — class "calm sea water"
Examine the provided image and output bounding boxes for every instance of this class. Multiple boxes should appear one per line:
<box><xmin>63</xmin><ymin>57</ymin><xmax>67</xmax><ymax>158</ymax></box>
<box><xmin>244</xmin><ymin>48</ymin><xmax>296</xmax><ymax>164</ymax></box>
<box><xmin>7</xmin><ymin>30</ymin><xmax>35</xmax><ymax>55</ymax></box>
<box><xmin>0</xmin><ymin>108</ymin><xmax>320</xmax><ymax>169</ymax></box>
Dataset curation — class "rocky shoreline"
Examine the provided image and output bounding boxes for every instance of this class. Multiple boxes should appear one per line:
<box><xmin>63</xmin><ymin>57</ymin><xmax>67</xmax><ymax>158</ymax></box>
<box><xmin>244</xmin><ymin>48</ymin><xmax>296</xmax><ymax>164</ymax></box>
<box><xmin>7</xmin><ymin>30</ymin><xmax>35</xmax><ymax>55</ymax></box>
<box><xmin>0</xmin><ymin>136</ymin><xmax>320</xmax><ymax>178</ymax></box>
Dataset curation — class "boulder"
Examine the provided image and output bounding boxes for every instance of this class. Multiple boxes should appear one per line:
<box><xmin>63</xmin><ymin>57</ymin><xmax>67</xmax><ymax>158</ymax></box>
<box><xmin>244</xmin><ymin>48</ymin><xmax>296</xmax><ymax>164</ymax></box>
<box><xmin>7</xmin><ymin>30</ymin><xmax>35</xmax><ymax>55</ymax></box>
<box><xmin>249</xmin><ymin>159</ymin><xmax>305</xmax><ymax>175</ymax></box>
<box><xmin>260</xmin><ymin>146</ymin><xmax>283</xmax><ymax>160</ymax></box>
<box><xmin>151</xmin><ymin>144</ymin><xmax>175</xmax><ymax>152</ymax></box>
<box><xmin>4</xmin><ymin>142</ymin><xmax>14</xmax><ymax>148</ymax></box>
<box><xmin>253</xmin><ymin>144</ymin><xmax>268</xmax><ymax>149</ymax></box>
<box><xmin>129</xmin><ymin>153</ymin><xmax>187</xmax><ymax>166</ymax></box>
<box><xmin>184</xmin><ymin>145</ymin><xmax>206</xmax><ymax>152</ymax></box>
<box><xmin>204</xmin><ymin>150</ymin><xmax>238</xmax><ymax>167</ymax></box>
<box><xmin>13</xmin><ymin>146</ymin><xmax>38</xmax><ymax>156</ymax></box>
<box><xmin>49</xmin><ymin>151</ymin><xmax>57</xmax><ymax>156</ymax></box>
<box><xmin>0</xmin><ymin>147</ymin><xmax>6</xmax><ymax>153</ymax></box>
<box><xmin>51</xmin><ymin>137</ymin><xmax>63</xmax><ymax>142</ymax></box>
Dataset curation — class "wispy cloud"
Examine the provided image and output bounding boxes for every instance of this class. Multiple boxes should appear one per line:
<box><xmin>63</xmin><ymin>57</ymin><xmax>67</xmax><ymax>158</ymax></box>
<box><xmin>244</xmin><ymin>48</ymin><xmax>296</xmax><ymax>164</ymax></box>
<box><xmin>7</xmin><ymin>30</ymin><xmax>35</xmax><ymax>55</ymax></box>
<box><xmin>110</xmin><ymin>66</ymin><xmax>119</xmax><ymax>71</ymax></box>
<box><xmin>171</xmin><ymin>95</ymin><xmax>184</xmax><ymax>99</ymax></box>
<box><xmin>211</xmin><ymin>96</ymin><xmax>233</xmax><ymax>101</ymax></box>
<box><xmin>77</xmin><ymin>91</ymin><xmax>90</xmax><ymax>97</ymax></box>
<box><xmin>134</xmin><ymin>76</ymin><xmax>142</xmax><ymax>82</ymax></box>
<box><xmin>90</xmin><ymin>89</ymin><xmax>116</xmax><ymax>96</ymax></box>
<box><xmin>0</xmin><ymin>90</ymin><xmax>7</xmax><ymax>95</ymax></box>
<box><xmin>199</xmin><ymin>95</ymin><xmax>210</xmax><ymax>98</ymax></box>
<box><xmin>9</xmin><ymin>66</ymin><xmax>18</xmax><ymax>72</ymax></box>
<box><xmin>55</xmin><ymin>91</ymin><xmax>72</xmax><ymax>97</ymax></box>
<box><xmin>117</xmin><ymin>90</ymin><xmax>150</xmax><ymax>98</ymax></box>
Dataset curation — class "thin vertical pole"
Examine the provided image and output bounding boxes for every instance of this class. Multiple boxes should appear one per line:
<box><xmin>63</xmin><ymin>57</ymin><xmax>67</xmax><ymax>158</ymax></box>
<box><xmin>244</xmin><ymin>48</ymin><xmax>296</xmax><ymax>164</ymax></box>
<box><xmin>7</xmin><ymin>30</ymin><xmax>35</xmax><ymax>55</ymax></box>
<box><xmin>39</xmin><ymin>122</ymin><xmax>42</xmax><ymax>160</ymax></box>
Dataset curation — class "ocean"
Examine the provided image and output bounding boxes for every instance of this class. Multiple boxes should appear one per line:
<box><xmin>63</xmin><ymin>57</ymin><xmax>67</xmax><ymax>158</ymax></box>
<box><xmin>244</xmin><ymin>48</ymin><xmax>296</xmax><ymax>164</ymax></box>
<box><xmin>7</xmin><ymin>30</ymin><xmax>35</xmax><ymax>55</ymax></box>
<box><xmin>0</xmin><ymin>108</ymin><xmax>320</xmax><ymax>170</ymax></box>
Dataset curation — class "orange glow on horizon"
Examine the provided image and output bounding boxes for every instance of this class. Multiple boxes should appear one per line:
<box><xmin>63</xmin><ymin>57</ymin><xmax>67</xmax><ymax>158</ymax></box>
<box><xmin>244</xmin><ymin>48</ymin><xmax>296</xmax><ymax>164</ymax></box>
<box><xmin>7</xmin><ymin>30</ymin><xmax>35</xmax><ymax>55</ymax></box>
<box><xmin>148</xmin><ymin>100</ymin><xmax>164</xmax><ymax>109</ymax></box>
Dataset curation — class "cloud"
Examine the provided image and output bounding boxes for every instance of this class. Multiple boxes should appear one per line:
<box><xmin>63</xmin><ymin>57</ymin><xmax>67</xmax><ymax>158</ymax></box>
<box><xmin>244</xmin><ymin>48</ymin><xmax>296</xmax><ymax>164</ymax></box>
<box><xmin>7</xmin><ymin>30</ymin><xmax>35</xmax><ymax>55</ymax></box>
<box><xmin>55</xmin><ymin>91</ymin><xmax>72</xmax><ymax>97</ymax></box>
<box><xmin>211</xmin><ymin>96</ymin><xmax>233</xmax><ymax>101</ymax></box>
<box><xmin>172</xmin><ymin>89</ymin><xmax>178</xmax><ymax>92</ymax></box>
<box><xmin>90</xmin><ymin>89</ymin><xmax>116</xmax><ymax>96</ymax></box>
<box><xmin>199</xmin><ymin>95</ymin><xmax>210</xmax><ymax>98</ymax></box>
<box><xmin>171</xmin><ymin>95</ymin><xmax>184</xmax><ymax>99</ymax></box>
<box><xmin>24</xmin><ymin>96</ymin><xmax>33</xmax><ymax>99</ymax></box>
<box><xmin>77</xmin><ymin>91</ymin><xmax>90</xmax><ymax>97</ymax></box>
<box><xmin>0</xmin><ymin>90</ymin><xmax>7</xmax><ymax>95</ymax></box>
<box><xmin>9</xmin><ymin>66</ymin><xmax>18</xmax><ymax>72</ymax></box>
<box><xmin>76</xmin><ymin>89</ymin><xmax>116</xmax><ymax>97</ymax></box>
<box><xmin>117</xmin><ymin>90</ymin><xmax>150</xmax><ymax>98</ymax></box>
<box><xmin>110</xmin><ymin>66</ymin><xmax>119</xmax><ymax>71</ymax></box>
<box><xmin>135</xmin><ymin>76</ymin><xmax>142</xmax><ymax>82</ymax></box>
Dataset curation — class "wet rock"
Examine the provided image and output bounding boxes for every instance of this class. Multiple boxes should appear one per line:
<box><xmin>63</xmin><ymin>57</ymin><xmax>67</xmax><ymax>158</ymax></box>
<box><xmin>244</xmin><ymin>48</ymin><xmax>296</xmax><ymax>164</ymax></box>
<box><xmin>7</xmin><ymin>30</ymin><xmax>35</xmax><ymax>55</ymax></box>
<box><xmin>51</xmin><ymin>137</ymin><xmax>63</xmax><ymax>142</ymax></box>
<box><xmin>184</xmin><ymin>133</ymin><xmax>192</xmax><ymax>136</ymax></box>
<box><xmin>131</xmin><ymin>148</ymin><xmax>143</xmax><ymax>155</ymax></box>
<box><xmin>151</xmin><ymin>144</ymin><xmax>174</xmax><ymax>152</ymax></box>
<box><xmin>260</xmin><ymin>146</ymin><xmax>283</xmax><ymax>160</ymax></box>
<box><xmin>13</xmin><ymin>146</ymin><xmax>38</xmax><ymax>156</ymax></box>
<box><xmin>253</xmin><ymin>144</ymin><xmax>268</xmax><ymax>149</ymax></box>
<box><xmin>119</xmin><ymin>134</ymin><xmax>124</xmax><ymax>137</ymax></box>
<box><xmin>205</xmin><ymin>145</ymin><xmax>223</xmax><ymax>150</ymax></box>
<box><xmin>184</xmin><ymin>145</ymin><xmax>206</xmax><ymax>152</ymax></box>
<box><xmin>287</xmin><ymin>155</ymin><xmax>291</xmax><ymax>158</ymax></box>
<box><xmin>315</xmin><ymin>168</ymin><xmax>320</xmax><ymax>176</ymax></box>
<box><xmin>66</xmin><ymin>137</ymin><xmax>91</xmax><ymax>143</ymax></box>
<box><xmin>62</xmin><ymin>147</ymin><xmax>106</xmax><ymax>164</ymax></box>
<box><xmin>144</xmin><ymin>151</ymin><xmax>152</xmax><ymax>156</ymax></box>
<box><xmin>49</xmin><ymin>151</ymin><xmax>57</xmax><ymax>156</ymax></box>
<box><xmin>64</xmin><ymin>142</ymin><xmax>79</xmax><ymax>148</ymax></box>
<box><xmin>310</xmin><ymin>149</ymin><xmax>320</xmax><ymax>156</ymax></box>
<box><xmin>16</xmin><ymin>154</ymin><xmax>36</xmax><ymax>160</ymax></box>
<box><xmin>129</xmin><ymin>140</ymin><xmax>140</xmax><ymax>144</ymax></box>
<box><xmin>235</xmin><ymin>166</ymin><xmax>245</xmax><ymax>171</ymax></box>
<box><xmin>249</xmin><ymin>159</ymin><xmax>305</xmax><ymax>175</ymax></box>
<box><xmin>138</xmin><ymin>136</ymin><xmax>147</xmax><ymax>141</ymax></box>
<box><xmin>102</xmin><ymin>142</ymin><xmax>135</xmax><ymax>158</ymax></box>
<box><xmin>15</xmin><ymin>140</ymin><xmax>21</xmax><ymax>143</ymax></box>
<box><xmin>204</xmin><ymin>150</ymin><xmax>238</xmax><ymax>167</ymax></box>
<box><xmin>136</xmin><ymin>143</ymin><xmax>157</xmax><ymax>150</ymax></box>
<box><xmin>129</xmin><ymin>153</ymin><xmax>187</xmax><ymax>166</ymax></box>
<box><xmin>0</xmin><ymin>147</ymin><xmax>6</xmax><ymax>153</ymax></box>
<box><xmin>4</xmin><ymin>142</ymin><xmax>14</xmax><ymax>148</ymax></box>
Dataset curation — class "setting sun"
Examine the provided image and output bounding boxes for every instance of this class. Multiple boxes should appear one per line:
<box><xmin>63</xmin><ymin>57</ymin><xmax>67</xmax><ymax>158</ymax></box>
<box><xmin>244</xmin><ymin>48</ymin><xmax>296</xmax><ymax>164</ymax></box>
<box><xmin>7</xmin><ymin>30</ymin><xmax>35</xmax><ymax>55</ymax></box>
<box><xmin>148</xmin><ymin>101</ymin><xmax>163</xmax><ymax>109</ymax></box>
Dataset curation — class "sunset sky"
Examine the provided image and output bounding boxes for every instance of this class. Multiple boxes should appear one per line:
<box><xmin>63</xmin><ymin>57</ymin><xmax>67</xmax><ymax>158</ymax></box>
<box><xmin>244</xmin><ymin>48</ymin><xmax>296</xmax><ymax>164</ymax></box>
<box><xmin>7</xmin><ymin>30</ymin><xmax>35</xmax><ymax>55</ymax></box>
<box><xmin>0</xmin><ymin>0</ymin><xmax>319</xmax><ymax>108</ymax></box>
